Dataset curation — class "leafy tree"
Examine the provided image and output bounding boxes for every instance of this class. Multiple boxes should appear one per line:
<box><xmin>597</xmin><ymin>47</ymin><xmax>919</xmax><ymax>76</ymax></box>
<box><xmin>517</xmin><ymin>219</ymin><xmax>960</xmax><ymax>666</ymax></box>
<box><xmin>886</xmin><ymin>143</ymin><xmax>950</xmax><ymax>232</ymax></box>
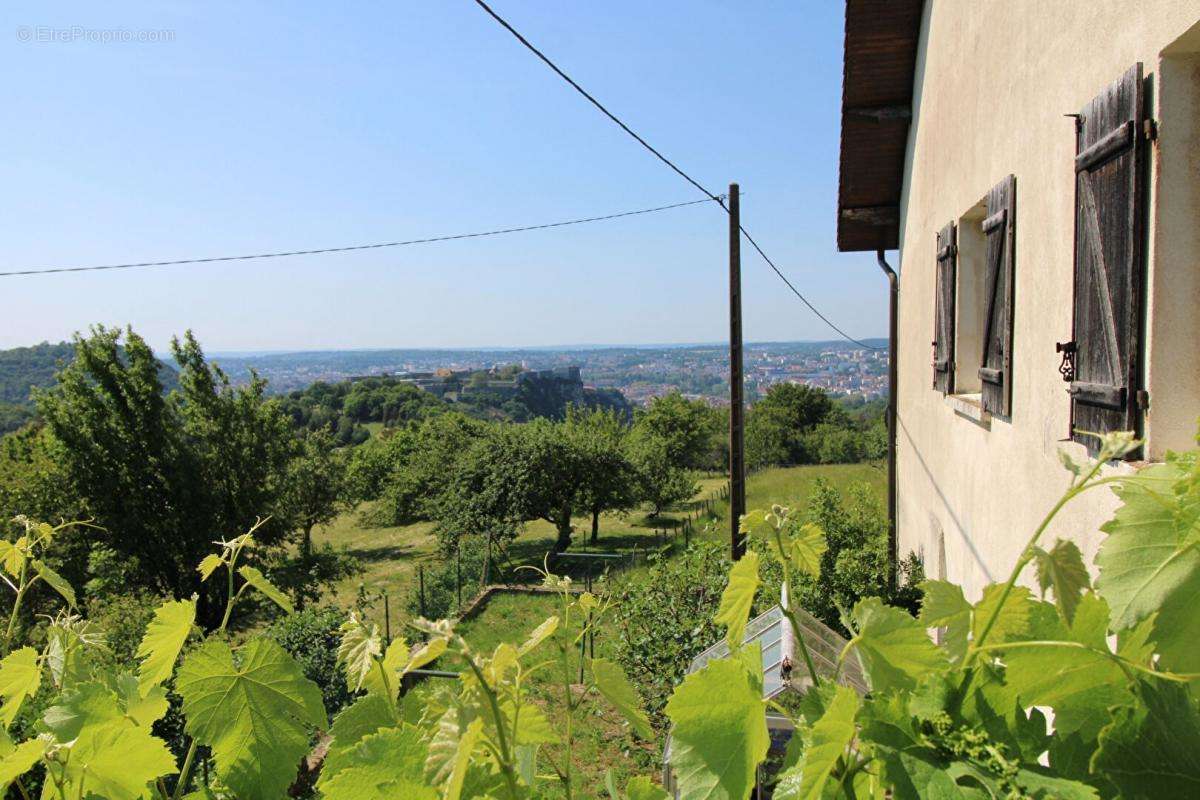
<box><xmin>564</xmin><ymin>406</ymin><xmax>637</xmax><ymax>543</ymax></box>
<box><xmin>631</xmin><ymin>393</ymin><xmax>714</xmax><ymax>470</ymax></box>
<box><xmin>273</xmin><ymin>429</ymin><xmax>361</xmax><ymax>609</ymax></box>
<box><xmin>281</xmin><ymin>429</ymin><xmax>347</xmax><ymax>561</ymax></box>
<box><xmin>793</xmin><ymin>479</ymin><xmax>921</xmax><ymax>632</ymax></box>
<box><xmin>626</xmin><ymin>427</ymin><xmax>696</xmax><ymax>517</ymax></box>
<box><xmin>36</xmin><ymin>327</ymin><xmax>294</xmax><ymax>626</ymax></box>
<box><xmin>437</xmin><ymin>421</ymin><xmax>589</xmax><ymax>553</ymax></box>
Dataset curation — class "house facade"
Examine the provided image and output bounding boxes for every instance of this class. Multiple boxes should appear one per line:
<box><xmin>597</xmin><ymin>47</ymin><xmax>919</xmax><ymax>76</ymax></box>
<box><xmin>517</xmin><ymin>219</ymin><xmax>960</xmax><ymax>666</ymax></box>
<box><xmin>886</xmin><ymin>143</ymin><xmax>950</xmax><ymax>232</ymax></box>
<box><xmin>837</xmin><ymin>1</ymin><xmax>1200</xmax><ymax>599</ymax></box>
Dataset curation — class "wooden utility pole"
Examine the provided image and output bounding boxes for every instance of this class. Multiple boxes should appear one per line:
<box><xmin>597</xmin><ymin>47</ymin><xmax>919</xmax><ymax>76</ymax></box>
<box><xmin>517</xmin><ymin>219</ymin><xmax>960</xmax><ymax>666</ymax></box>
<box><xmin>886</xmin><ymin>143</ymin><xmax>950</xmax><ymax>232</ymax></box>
<box><xmin>729</xmin><ymin>183</ymin><xmax>746</xmax><ymax>560</ymax></box>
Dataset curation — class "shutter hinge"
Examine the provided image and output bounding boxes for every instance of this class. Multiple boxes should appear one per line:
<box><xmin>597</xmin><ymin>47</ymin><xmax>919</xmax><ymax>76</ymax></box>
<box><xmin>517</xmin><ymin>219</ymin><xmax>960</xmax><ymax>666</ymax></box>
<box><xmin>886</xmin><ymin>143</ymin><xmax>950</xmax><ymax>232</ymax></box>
<box><xmin>1056</xmin><ymin>341</ymin><xmax>1076</xmax><ymax>383</ymax></box>
<box><xmin>1136</xmin><ymin>389</ymin><xmax>1150</xmax><ymax>410</ymax></box>
<box><xmin>1143</xmin><ymin>119</ymin><xmax>1158</xmax><ymax>142</ymax></box>
<box><xmin>1064</xmin><ymin>113</ymin><xmax>1083</xmax><ymax>133</ymax></box>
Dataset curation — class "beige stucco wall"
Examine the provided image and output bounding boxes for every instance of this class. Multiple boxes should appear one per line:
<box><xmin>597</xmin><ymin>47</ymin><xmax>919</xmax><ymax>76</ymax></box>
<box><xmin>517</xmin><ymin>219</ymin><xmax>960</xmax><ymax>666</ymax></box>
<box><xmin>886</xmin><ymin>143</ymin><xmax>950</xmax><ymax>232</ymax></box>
<box><xmin>894</xmin><ymin>2</ymin><xmax>1200</xmax><ymax>599</ymax></box>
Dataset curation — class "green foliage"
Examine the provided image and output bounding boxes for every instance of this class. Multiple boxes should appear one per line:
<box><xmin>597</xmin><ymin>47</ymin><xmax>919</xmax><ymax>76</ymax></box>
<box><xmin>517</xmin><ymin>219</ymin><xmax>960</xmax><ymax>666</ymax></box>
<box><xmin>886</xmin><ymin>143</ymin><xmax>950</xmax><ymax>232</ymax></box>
<box><xmin>665</xmin><ymin>648</ymin><xmax>769</xmax><ymax>800</ymax></box>
<box><xmin>177</xmin><ymin>637</ymin><xmax>326</xmax><ymax>800</ymax></box>
<box><xmin>0</xmin><ymin>428</ymin><xmax>1196</xmax><ymax>800</ymax></box>
<box><xmin>591</xmin><ymin>657</ymin><xmax>653</xmax><ymax>740</ymax></box>
<box><xmin>775</xmin><ymin>684</ymin><xmax>859</xmax><ymax>800</ymax></box>
<box><xmin>793</xmin><ymin>479</ymin><xmax>922</xmax><ymax>634</ymax></box>
<box><xmin>265</xmin><ymin>605</ymin><xmax>355</xmax><ymax>715</ymax></box>
<box><xmin>631</xmin><ymin>392</ymin><xmax>715</xmax><ymax>471</ymax></box>
<box><xmin>36</xmin><ymin>327</ymin><xmax>295</xmax><ymax>624</ymax></box>
<box><xmin>715</xmin><ymin>551</ymin><xmax>761</xmax><ymax>651</ymax></box>
<box><xmin>608</xmin><ymin>542</ymin><xmax>776</xmax><ymax>725</ymax></box>
<box><xmin>135</xmin><ymin>598</ymin><xmax>196</xmax><ymax>695</ymax></box>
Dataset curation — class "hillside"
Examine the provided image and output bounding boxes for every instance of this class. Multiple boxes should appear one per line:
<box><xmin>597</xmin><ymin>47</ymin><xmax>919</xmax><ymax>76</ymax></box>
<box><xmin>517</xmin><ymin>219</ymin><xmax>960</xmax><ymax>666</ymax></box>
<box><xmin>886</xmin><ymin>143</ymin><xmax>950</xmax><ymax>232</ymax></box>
<box><xmin>0</xmin><ymin>341</ymin><xmax>180</xmax><ymax>433</ymax></box>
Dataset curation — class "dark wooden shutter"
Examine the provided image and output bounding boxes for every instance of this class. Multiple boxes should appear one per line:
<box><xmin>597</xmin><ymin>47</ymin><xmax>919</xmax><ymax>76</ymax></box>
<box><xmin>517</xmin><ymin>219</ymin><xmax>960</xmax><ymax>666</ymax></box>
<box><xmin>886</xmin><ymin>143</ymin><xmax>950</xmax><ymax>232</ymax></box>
<box><xmin>1068</xmin><ymin>64</ymin><xmax>1146</xmax><ymax>450</ymax></box>
<box><xmin>932</xmin><ymin>222</ymin><xmax>957</xmax><ymax>394</ymax></box>
<box><xmin>979</xmin><ymin>175</ymin><xmax>1016</xmax><ymax>416</ymax></box>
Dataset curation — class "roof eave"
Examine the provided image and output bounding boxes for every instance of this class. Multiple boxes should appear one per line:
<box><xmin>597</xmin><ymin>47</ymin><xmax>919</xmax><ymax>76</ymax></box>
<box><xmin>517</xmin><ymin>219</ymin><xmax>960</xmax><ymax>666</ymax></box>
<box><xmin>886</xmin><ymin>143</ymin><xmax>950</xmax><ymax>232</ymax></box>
<box><xmin>835</xmin><ymin>0</ymin><xmax>924</xmax><ymax>252</ymax></box>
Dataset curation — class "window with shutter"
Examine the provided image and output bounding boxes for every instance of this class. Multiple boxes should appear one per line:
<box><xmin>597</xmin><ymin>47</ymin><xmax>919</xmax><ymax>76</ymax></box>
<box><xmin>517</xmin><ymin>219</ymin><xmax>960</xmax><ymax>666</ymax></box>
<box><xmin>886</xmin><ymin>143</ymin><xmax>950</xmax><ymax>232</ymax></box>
<box><xmin>932</xmin><ymin>221</ymin><xmax>956</xmax><ymax>394</ymax></box>
<box><xmin>1067</xmin><ymin>64</ymin><xmax>1146</xmax><ymax>452</ymax></box>
<box><xmin>979</xmin><ymin>175</ymin><xmax>1016</xmax><ymax>417</ymax></box>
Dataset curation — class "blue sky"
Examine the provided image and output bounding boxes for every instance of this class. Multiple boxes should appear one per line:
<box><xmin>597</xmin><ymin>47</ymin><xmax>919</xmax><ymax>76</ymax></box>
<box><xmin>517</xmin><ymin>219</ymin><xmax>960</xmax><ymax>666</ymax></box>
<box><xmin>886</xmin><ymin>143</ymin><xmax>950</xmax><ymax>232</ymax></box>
<box><xmin>0</xmin><ymin>1</ymin><xmax>888</xmax><ymax>351</ymax></box>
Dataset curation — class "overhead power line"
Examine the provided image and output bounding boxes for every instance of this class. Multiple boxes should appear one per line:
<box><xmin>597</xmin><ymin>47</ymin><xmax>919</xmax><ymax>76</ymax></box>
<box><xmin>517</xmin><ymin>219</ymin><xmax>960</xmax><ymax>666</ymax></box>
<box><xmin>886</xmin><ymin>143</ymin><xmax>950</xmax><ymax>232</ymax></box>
<box><xmin>0</xmin><ymin>197</ymin><xmax>715</xmax><ymax>278</ymax></box>
<box><xmin>470</xmin><ymin>0</ymin><xmax>882</xmax><ymax>351</ymax></box>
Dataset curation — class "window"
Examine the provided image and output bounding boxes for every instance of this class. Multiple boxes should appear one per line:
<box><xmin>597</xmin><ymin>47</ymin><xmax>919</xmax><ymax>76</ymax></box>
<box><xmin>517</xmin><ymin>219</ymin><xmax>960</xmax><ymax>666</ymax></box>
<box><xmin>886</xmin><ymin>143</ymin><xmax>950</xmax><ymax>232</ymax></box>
<box><xmin>954</xmin><ymin>199</ymin><xmax>989</xmax><ymax>396</ymax></box>
<box><xmin>932</xmin><ymin>175</ymin><xmax>1016</xmax><ymax>418</ymax></box>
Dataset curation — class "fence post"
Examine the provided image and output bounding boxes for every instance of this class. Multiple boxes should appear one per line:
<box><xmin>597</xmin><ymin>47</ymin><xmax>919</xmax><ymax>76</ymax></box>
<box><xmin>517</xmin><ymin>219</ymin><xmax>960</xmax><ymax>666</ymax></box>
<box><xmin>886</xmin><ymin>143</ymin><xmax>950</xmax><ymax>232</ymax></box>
<box><xmin>456</xmin><ymin>549</ymin><xmax>462</xmax><ymax>609</ymax></box>
<box><xmin>418</xmin><ymin>566</ymin><xmax>426</xmax><ymax>618</ymax></box>
<box><xmin>383</xmin><ymin>592</ymin><xmax>392</xmax><ymax>645</ymax></box>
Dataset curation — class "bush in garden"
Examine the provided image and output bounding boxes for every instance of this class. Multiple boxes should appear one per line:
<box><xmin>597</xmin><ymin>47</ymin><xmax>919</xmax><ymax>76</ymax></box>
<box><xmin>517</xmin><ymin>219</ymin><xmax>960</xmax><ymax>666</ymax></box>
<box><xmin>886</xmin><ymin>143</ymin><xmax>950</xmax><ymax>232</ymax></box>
<box><xmin>404</xmin><ymin>539</ymin><xmax>489</xmax><ymax>620</ymax></box>
<box><xmin>264</xmin><ymin>604</ymin><xmax>355</xmax><ymax>717</ymax></box>
<box><xmin>607</xmin><ymin>541</ymin><xmax>778</xmax><ymax>726</ymax></box>
<box><xmin>793</xmin><ymin>478</ymin><xmax>922</xmax><ymax>633</ymax></box>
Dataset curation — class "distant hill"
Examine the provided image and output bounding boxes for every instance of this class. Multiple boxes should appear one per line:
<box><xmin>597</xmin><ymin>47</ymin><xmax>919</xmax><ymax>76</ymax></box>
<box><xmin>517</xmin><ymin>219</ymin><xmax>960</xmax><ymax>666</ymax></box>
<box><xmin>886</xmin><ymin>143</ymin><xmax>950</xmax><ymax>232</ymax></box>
<box><xmin>0</xmin><ymin>342</ymin><xmax>75</xmax><ymax>404</ymax></box>
<box><xmin>0</xmin><ymin>342</ymin><xmax>179</xmax><ymax>434</ymax></box>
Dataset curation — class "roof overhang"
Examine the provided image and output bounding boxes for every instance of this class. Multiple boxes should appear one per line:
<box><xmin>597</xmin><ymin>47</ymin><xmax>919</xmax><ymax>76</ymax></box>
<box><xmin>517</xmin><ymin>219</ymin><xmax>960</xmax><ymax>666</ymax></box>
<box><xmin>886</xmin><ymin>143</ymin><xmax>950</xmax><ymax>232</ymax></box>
<box><xmin>836</xmin><ymin>0</ymin><xmax>924</xmax><ymax>252</ymax></box>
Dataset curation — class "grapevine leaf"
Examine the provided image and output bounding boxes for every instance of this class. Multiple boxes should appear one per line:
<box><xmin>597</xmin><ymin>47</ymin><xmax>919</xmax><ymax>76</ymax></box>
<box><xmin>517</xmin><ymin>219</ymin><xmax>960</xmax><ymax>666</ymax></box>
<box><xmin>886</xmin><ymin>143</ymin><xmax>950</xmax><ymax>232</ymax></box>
<box><xmin>972</xmin><ymin>584</ymin><xmax>1034</xmax><ymax>645</ymax></box>
<box><xmin>918</xmin><ymin>579</ymin><xmax>971</xmax><ymax>663</ymax></box>
<box><xmin>507</xmin><ymin>698</ymin><xmax>557</xmax><ymax>745</ymax></box>
<box><xmin>237</xmin><ymin>565</ymin><xmax>294</xmax><ymax>613</ymax></box>
<box><xmin>136</xmin><ymin>597</ymin><xmax>196</xmax><ymax>695</ymax></box>
<box><xmin>116</xmin><ymin>674</ymin><xmax>170</xmax><ymax>728</ymax></box>
<box><xmin>197</xmin><ymin>553</ymin><xmax>224</xmax><ymax>581</ymax></box>
<box><xmin>1149</xmin><ymin>572</ymin><xmax>1200</xmax><ymax>677</ymax></box>
<box><xmin>1003</xmin><ymin>646</ymin><xmax>1125</xmax><ymax>741</ymax></box>
<box><xmin>626</xmin><ymin>775</ymin><xmax>670</xmax><ymax>800</ymax></box>
<box><xmin>774</xmin><ymin>684</ymin><xmax>859</xmax><ymax>800</ymax></box>
<box><xmin>1033</xmin><ymin>538</ymin><xmax>1090</xmax><ymax>624</ymax></box>
<box><xmin>0</xmin><ymin>648</ymin><xmax>40</xmax><ymax>729</ymax></box>
<box><xmin>714</xmin><ymin>550</ymin><xmax>760</xmax><ymax>651</ymax></box>
<box><xmin>1014</xmin><ymin>766</ymin><xmax>1100</xmax><ymax>800</ymax></box>
<box><xmin>1116</xmin><ymin>613</ymin><xmax>1157</xmax><ymax>665</ymax></box>
<box><xmin>1095</xmin><ymin>462</ymin><xmax>1194</xmax><ymax>630</ymax></box>
<box><xmin>444</xmin><ymin>717</ymin><xmax>482</xmax><ymax>800</ymax></box>
<box><xmin>324</xmin><ymin>693</ymin><xmax>400</xmax><ymax>781</ymax></box>
<box><xmin>0</xmin><ymin>735</ymin><xmax>45</xmax><ymax>794</ymax></box>
<box><xmin>850</xmin><ymin>598</ymin><xmax>947</xmax><ymax>692</ymax></box>
<box><xmin>32</xmin><ymin>560</ymin><xmax>75</xmax><ymax>607</ymax></box>
<box><xmin>57</xmin><ymin>721</ymin><xmax>177</xmax><ymax>800</ymax></box>
<box><xmin>177</xmin><ymin>637</ymin><xmax>326</xmax><ymax>800</ymax></box>
<box><xmin>1092</xmin><ymin>681</ymin><xmax>1200</xmax><ymax>799</ymax></box>
<box><xmin>517</xmin><ymin>615</ymin><xmax>559</xmax><ymax>657</ymax></box>
<box><xmin>44</xmin><ymin>623</ymin><xmax>93</xmax><ymax>690</ymax></box>
<box><xmin>337</xmin><ymin>615</ymin><xmax>383</xmax><ymax>693</ymax></box>
<box><xmin>738</xmin><ymin>509</ymin><xmax>776</xmax><ymax>540</ymax></box>
<box><xmin>0</xmin><ymin>538</ymin><xmax>25</xmax><ymax>578</ymax></box>
<box><xmin>591</xmin><ymin>657</ymin><xmax>652</xmax><ymax>739</ymax></box>
<box><xmin>783</xmin><ymin>522</ymin><xmax>827</xmax><ymax>578</ymax></box>
<box><xmin>402</xmin><ymin>636</ymin><xmax>447</xmax><ymax>675</ymax></box>
<box><xmin>361</xmin><ymin>638</ymin><xmax>407</xmax><ymax>699</ymax></box>
<box><xmin>426</xmin><ymin>701</ymin><xmax>477</xmax><ymax>787</ymax></box>
<box><xmin>665</xmin><ymin>654</ymin><xmax>769</xmax><ymax>800</ymax></box>
<box><xmin>43</xmin><ymin>681</ymin><xmax>124</xmax><ymax>740</ymax></box>
<box><xmin>318</xmin><ymin>725</ymin><xmax>436</xmax><ymax>800</ymax></box>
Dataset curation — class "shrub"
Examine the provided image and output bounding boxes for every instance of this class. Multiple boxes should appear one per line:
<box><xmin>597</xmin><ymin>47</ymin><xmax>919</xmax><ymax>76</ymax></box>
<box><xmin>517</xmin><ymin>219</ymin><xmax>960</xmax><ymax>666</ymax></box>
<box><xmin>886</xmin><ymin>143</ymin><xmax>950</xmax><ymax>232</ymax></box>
<box><xmin>607</xmin><ymin>542</ymin><xmax>778</xmax><ymax>726</ymax></box>
<box><xmin>264</xmin><ymin>605</ymin><xmax>355</xmax><ymax>716</ymax></box>
<box><xmin>405</xmin><ymin>540</ymin><xmax>489</xmax><ymax>620</ymax></box>
<box><xmin>793</xmin><ymin>478</ymin><xmax>923</xmax><ymax>632</ymax></box>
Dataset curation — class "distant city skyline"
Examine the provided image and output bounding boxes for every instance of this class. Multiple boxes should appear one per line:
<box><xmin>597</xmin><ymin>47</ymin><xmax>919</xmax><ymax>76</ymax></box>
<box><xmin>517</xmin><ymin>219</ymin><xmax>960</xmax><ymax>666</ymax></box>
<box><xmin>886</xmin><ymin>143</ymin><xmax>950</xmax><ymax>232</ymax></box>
<box><xmin>1</xmin><ymin>1</ymin><xmax>888</xmax><ymax>351</ymax></box>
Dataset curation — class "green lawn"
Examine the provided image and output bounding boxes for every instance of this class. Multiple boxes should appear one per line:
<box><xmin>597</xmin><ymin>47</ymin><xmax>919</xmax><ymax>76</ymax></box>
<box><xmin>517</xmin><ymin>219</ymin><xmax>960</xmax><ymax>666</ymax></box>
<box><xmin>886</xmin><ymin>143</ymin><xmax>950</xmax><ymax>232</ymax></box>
<box><xmin>314</xmin><ymin>464</ymin><xmax>882</xmax><ymax>622</ymax></box>
<box><xmin>314</xmin><ymin>475</ymin><xmax>729</xmax><ymax>620</ymax></box>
